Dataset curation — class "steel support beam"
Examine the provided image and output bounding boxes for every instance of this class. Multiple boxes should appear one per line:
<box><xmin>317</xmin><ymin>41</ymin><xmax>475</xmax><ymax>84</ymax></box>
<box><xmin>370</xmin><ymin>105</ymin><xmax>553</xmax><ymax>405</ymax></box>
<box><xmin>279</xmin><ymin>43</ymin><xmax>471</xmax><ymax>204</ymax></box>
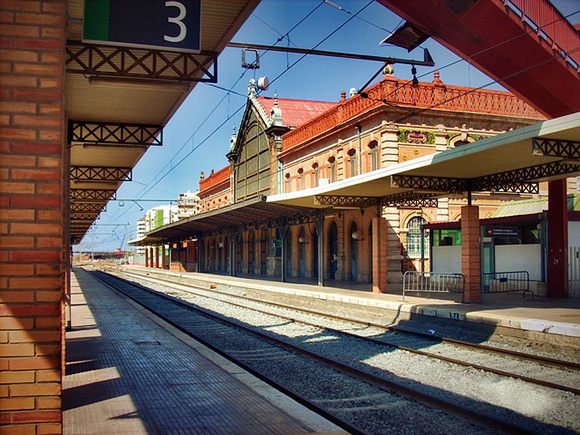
<box><xmin>532</xmin><ymin>137</ymin><xmax>580</xmax><ymax>161</ymax></box>
<box><xmin>71</xmin><ymin>203</ymin><xmax>106</xmax><ymax>213</ymax></box>
<box><xmin>391</xmin><ymin>175</ymin><xmax>467</xmax><ymax>192</ymax></box>
<box><xmin>71</xmin><ymin>166</ymin><xmax>131</xmax><ymax>182</ymax></box>
<box><xmin>66</xmin><ymin>40</ymin><xmax>218</xmax><ymax>82</ymax></box>
<box><xmin>315</xmin><ymin>195</ymin><xmax>380</xmax><ymax>208</ymax></box>
<box><xmin>71</xmin><ymin>213</ymin><xmax>101</xmax><ymax>221</ymax></box>
<box><xmin>68</xmin><ymin>120</ymin><xmax>162</xmax><ymax>146</ymax></box>
<box><xmin>71</xmin><ymin>189</ymin><xmax>116</xmax><ymax>201</ymax></box>
<box><xmin>381</xmin><ymin>191</ymin><xmax>439</xmax><ymax>207</ymax></box>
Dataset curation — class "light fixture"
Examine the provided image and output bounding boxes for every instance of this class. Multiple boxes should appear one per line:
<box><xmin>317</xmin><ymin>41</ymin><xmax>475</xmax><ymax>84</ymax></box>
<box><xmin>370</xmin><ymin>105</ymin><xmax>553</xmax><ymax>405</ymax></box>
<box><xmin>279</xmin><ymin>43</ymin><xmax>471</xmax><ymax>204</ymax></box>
<box><xmin>298</xmin><ymin>236</ymin><xmax>305</xmax><ymax>243</ymax></box>
<box><xmin>411</xmin><ymin>65</ymin><xmax>419</xmax><ymax>88</ymax></box>
<box><xmin>351</xmin><ymin>231</ymin><xmax>359</xmax><ymax>240</ymax></box>
<box><xmin>218</xmin><ymin>241</ymin><xmax>224</xmax><ymax>248</ymax></box>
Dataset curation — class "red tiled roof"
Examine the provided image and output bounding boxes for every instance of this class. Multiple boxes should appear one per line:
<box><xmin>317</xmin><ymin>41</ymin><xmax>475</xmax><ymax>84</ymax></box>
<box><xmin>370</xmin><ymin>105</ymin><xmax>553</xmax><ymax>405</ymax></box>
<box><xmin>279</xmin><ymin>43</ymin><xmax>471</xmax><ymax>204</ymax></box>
<box><xmin>257</xmin><ymin>96</ymin><xmax>336</xmax><ymax>128</ymax></box>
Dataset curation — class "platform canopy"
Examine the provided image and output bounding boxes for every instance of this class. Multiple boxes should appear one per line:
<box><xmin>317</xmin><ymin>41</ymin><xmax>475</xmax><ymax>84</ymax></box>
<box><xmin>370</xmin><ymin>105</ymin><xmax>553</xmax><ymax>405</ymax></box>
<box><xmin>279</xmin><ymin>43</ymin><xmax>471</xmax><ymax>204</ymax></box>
<box><xmin>140</xmin><ymin>196</ymin><xmax>317</xmax><ymax>244</ymax></box>
<box><xmin>66</xmin><ymin>0</ymin><xmax>260</xmax><ymax>242</ymax></box>
<box><xmin>268</xmin><ymin>112</ymin><xmax>580</xmax><ymax>209</ymax></box>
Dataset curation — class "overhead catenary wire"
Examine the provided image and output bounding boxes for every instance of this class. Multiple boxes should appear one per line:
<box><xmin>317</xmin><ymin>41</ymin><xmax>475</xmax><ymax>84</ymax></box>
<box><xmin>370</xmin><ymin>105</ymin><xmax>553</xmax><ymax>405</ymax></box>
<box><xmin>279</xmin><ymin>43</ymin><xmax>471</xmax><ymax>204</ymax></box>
<box><xmin>98</xmin><ymin>1</ymin><xmax>331</xmax><ymax>229</ymax></box>
<box><xmin>91</xmin><ymin>3</ymin><xmax>579</xmax><ymax>241</ymax></box>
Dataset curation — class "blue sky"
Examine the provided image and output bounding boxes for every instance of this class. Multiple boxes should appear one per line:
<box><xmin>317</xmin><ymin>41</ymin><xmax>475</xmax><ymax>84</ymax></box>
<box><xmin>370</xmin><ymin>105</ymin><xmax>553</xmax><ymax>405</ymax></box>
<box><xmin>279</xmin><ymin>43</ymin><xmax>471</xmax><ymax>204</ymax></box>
<box><xmin>77</xmin><ymin>0</ymin><xmax>580</xmax><ymax>252</ymax></box>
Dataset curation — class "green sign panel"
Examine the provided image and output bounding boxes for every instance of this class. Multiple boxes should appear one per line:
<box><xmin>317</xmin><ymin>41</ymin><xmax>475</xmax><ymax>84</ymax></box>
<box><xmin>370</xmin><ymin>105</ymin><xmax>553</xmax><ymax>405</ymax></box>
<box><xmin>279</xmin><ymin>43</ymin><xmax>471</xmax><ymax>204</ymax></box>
<box><xmin>83</xmin><ymin>0</ymin><xmax>201</xmax><ymax>53</ymax></box>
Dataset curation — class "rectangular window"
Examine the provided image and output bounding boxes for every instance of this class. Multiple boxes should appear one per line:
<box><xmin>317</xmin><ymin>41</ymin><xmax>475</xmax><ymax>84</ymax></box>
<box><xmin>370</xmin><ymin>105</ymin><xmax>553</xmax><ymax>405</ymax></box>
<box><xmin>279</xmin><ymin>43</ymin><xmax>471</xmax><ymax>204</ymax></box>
<box><xmin>371</xmin><ymin>148</ymin><xmax>379</xmax><ymax>171</ymax></box>
<box><xmin>330</xmin><ymin>161</ymin><xmax>336</xmax><ymax>182</ymax></box>
<box><xmin>350</xmin><ymin>156</ymin><xmax>357</xmax><ymax>177</ymax></box>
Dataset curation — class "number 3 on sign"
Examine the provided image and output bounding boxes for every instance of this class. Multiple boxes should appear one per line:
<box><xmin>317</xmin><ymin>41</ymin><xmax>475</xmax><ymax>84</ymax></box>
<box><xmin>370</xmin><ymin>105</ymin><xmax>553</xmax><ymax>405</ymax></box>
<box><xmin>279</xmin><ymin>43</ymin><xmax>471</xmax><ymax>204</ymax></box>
<box><xmin>165</xmin><ymin>1</ymin><xmax>187</xmax><ymax>43</ymax></box>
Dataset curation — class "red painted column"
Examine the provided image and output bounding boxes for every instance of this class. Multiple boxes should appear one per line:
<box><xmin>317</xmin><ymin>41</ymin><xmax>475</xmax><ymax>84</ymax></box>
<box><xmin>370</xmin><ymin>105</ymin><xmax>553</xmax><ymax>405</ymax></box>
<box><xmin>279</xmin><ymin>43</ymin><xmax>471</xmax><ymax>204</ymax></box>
<box><xmin>461</xmin><ymin>205</ymin><xmax>481</xmax><ymax>303</ymax></box>
<box><xmin>155</xmin><ymin>246</ymin><xmax>160</xmax><ymax>268</ymax></box>
<box><xmin>547</xmin><ymin>179</ymin><xmax>568</xmax><ymax>298</ymax></box>
<box><xmin>145</xmin><ymin>247</ymin><xmax>149</xmax><ymax>267</ymax></box>
<box><xmin>162</xmin><ymin>245</ymin><xmax>167</xmax><ymax>269</ymax></box>
<box><xmin>372</xmin><ymin>216</ymin><xmax>387</xmax><ymax>293</ymax></box>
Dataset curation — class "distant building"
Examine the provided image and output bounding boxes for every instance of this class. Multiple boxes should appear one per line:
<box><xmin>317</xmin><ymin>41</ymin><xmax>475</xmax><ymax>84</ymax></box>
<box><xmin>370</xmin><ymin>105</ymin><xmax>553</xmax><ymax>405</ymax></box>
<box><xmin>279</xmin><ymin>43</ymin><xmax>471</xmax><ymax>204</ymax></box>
<box><xmin>145</xmin><ymin>204</ymin><xmax>179</xmax><ymax>232</ymax></box>
<box><xmin>177</xmin><ymin>190</ymin><xmax>201</xmax><ymax>219</ymax></box>
<box><xmin>135</xmin><ymin>217</ymin><xmax>146</xmax><ymax>255</ymax></box>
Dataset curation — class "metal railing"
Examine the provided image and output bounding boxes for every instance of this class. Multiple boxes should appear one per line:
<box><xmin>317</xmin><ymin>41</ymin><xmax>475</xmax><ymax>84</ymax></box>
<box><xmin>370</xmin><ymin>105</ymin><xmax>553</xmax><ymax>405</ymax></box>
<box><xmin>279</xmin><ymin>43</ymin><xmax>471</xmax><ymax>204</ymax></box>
<box><xmin>402</xmin><ymin>271</ymin><xmax>465</xmax><ymax>301</ymax></box>
<box><xmin>483</xmin><ymin>271</ymin><xmax>532</xmax><ymax>299</ymax></box>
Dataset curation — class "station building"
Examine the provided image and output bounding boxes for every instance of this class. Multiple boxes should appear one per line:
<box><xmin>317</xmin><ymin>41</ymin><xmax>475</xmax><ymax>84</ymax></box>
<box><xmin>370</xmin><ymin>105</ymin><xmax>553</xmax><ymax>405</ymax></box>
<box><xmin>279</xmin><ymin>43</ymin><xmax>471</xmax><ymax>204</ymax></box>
<box><xmin>143</xmin><ymin>71</ymin><xmax>575</xmax><ymax>295</ymax></box>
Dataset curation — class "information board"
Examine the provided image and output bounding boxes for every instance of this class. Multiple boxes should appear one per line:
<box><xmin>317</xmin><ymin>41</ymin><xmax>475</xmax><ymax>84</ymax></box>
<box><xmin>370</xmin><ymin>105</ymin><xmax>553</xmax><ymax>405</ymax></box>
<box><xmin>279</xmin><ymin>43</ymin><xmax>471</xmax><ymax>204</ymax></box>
<box><xmin>83</xmin><ymin>0</ymin><xmax>201</xmax><ymax>53</ymax></box>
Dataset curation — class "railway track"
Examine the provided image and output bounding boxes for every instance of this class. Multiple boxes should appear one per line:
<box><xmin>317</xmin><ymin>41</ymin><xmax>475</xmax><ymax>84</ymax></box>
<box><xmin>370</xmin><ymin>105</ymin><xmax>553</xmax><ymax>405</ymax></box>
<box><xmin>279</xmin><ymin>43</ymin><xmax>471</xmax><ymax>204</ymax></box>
<box><xmin>116</xmin><ymin>267</ymin><xmax>580</xmax><ymax>396</ymax></box>
<box><xmin>93</xmin><ymin>268</ymin><xmax>579</xmax><ymax>434</ymax></box>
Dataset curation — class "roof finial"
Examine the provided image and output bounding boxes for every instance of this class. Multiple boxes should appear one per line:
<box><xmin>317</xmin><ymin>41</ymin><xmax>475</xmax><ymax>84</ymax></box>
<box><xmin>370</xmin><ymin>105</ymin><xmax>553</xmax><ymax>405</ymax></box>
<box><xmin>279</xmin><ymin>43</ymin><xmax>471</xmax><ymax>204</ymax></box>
<box><xmin>340</xmin><ymin>91</ymin><xmax>346</xmax><ymax>101</ymax></box>
<box><xmin>248</xmin><ymin>78</ymin><xmax>256</xmax><ymax>97</ymax></box>
<box><xmin>271</xmin><ymin>94</ymin><xmax>283</xmax><ymax>126</ymax></box>
<box><xmin>433</xmin><ymin>70</ymin><xmax>442</xmax><ymax>84</ymax></box>
<box><xmin>229</xmin><ymin>126</ymin><xmax>237</xmax><ymax>152</ymax></box>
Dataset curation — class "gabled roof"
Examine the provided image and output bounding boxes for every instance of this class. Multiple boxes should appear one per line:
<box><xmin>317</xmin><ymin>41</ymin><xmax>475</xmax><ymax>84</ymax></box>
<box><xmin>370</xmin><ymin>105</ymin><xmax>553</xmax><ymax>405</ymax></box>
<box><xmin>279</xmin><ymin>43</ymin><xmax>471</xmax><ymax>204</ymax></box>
<box><xmin>256</xmin><ymin>96</ymin><xmax>336</xmax><ymax>128</ymax></box>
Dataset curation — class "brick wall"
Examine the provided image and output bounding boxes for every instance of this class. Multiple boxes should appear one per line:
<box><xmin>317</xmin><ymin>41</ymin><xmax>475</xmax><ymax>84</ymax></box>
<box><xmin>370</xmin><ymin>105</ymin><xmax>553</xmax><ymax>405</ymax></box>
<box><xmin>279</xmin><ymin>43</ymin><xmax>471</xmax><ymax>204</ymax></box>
<box><xmin>0</xmin><ymin>0</ymin><xmax>67</xmax><ymax>433</ymax></box>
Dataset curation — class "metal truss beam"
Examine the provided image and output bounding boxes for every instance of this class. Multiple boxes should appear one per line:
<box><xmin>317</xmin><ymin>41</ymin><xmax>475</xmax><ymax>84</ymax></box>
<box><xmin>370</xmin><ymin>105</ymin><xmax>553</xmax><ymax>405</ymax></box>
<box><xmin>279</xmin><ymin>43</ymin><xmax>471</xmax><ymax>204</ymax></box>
<box><xmin>71</xmin><ymin>213</ymin><xmax>100</xmax><ymax>221</ymax></box>
<box><xmin>472</xmin><ymin>161</ymin><xmax>580</xmax><ymax>188</ymax></box>
<box><xmin>71</xmin><ymin>166</ymin><xmax>131</xmax><ymax>182</ymax></box>
<box><xmin>381</xmin><ymin>192</ymin><xmax>439</xmax><ymax>207</ymax></box>
<box><xmin>315</xmin><ymin>195</ymin><xmax>380</xmax><ymax>208</ymax></box>
<box><xmin>66</xmin><ymin>40</ymin><xmax>218</xmax><ymax>82</ymax></box>
<box><xmin>71</xmin><ymin>189</ymin><xmax>116</xmax><ymax>201</ymax></box>
<box><xmin>532</xmin><ymin>137</ymin><xmax>580</xmax><ymax>160</ymax></box>
<box><xmin>71</xmin><ymin>203</ymin><xmax>106</xmax><ymax>213</ymax></box>
<box><xmin>469</xmin><ymin>178</ymin><xmax>539</xmax><ymax>194</ymax></box>
<box><xmin>68</xmin><ymin>120</ymin><xmax>162</xmax><ymax>146</ymax></box>
<box><xmin>391</xmin><ymin>175</ymin><xmax>467</xmax><ymax>192</ymax></box>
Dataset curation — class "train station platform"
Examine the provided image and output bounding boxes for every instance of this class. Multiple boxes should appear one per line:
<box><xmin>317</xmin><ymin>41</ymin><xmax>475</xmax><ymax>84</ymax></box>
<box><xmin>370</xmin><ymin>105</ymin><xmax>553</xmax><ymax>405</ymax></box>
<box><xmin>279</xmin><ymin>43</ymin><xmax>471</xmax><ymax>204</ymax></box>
<box><xmin>123</xmin><ymin>265</ymin><xmax>580</xmax><ymax>346</ymax></box>
<box><xmin>63</xmin><ymin>268</ymin><xmax>345</xmax><ymax>434</ymax></box>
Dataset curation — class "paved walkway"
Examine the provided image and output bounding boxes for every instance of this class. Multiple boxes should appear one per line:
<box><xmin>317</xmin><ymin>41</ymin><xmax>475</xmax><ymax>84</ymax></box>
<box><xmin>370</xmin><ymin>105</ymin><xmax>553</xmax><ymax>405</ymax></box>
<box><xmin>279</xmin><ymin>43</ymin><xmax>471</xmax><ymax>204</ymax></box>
<box><xmin>125</xmin><ymin>265</ymin><xmax>580</xmax><ymax>341</ymax></box>
<box><xmin>63</xmin><ymin>268</ymin><xmax>345</xmax><ymax>434</ymax></box>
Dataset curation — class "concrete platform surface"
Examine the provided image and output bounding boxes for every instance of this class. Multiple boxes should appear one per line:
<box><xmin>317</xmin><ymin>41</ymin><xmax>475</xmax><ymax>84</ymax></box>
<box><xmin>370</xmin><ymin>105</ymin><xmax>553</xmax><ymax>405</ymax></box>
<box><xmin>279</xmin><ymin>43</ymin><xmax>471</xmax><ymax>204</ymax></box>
<box><xmin>123</xmin><ymin>265</ymin><xmax>580</xmax><ymax>341</ymax></box>
<box><xmin>63</xmin><ymin>268</ymin><xmax>345</xmax><ymax>434</ymax></box>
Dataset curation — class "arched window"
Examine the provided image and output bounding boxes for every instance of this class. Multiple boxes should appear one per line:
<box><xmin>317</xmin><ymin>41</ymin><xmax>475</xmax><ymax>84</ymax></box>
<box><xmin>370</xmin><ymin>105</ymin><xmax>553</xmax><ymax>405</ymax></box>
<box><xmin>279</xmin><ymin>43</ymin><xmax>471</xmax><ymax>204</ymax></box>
<box><xmin>328</xmin><ymin>156</ymin><xmax>336</xmax><ymax>182</ymax></box>
<box><xmin>297</xmin><ymin>168</ymin><xmax>304</xmax><ymax>190</ymax></box>
<box><xmin>368</xmin><ymin>140</ymin><xmax>379</xmax><ymax>171</ymax></box>
<box><xmin>312</xmin><ymin>162</ymin><xmax>319</xmax><ymax>187</ymax></box>
<box><xmin>406</xmin><ymin>216</ymin><xmax>428</xmax><ymax>257</ymax></box>
<box><xmin>285</xmin><ymin>173</ymin><xmax>290</xmax><ymax>193</ymax></box>
<box><xmin>347</xmin><ymin>149</ymin><xmax>357</xmax><ymax>177</ymax></box>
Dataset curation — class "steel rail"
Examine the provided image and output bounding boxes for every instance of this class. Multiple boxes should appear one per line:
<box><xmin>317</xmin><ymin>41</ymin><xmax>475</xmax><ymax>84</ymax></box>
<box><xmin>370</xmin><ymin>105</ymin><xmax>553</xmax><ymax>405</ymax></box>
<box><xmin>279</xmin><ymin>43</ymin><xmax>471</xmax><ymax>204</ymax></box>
<box><xmin>95</xmin><ymin>269</ymin><xmax>540</xmax><ymax>434</ymax></box>
<box><xmin>115</xmin><ymin>268</ymin><xmax>580</xmax><ymax>396</ymax></box>
<box><xmin>119</xmin><ymin>268</ymin><xmax>580</xmax><ymax>370</ymax></box>
<box><xmin>90</xmin><ymin>270</ymin><xmax>368</xmax><ymax>435</ymax></box>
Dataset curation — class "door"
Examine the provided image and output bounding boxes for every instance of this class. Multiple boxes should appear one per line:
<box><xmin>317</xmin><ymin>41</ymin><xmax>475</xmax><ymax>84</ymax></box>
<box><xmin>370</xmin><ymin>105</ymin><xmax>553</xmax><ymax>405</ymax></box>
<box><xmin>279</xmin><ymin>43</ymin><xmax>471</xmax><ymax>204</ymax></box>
<box><xmin>329</xmin><ymin>222</ymin><xmax>338</xmax><ymax>280</ymax></box>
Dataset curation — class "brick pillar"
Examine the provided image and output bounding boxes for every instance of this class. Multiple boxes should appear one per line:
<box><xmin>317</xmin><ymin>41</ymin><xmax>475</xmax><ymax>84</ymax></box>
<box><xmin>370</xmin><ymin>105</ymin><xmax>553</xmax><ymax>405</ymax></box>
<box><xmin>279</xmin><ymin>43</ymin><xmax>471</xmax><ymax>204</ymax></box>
<box><xmin>461</xmin><ymin>205</ymin><xmax>481</xmax><ymax>303</ymax></box>
<box><xmin>0</xmin><ymin>0</ymin><xmax>66</xmax><ymax>432</ymax></box>
<box><xmin>547</xmin><ymin>179</ymin><xmax>568</xmax><ymax>298</ymax></box>
<box><xmin>372</xmin><ymin>216</ymin><xmax>388</xmax><ymax>293</ymax></box>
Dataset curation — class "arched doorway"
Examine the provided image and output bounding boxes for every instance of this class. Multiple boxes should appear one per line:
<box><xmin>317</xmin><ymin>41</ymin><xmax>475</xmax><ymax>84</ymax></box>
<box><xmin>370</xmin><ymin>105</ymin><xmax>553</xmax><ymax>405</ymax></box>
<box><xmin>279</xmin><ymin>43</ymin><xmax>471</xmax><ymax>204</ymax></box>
<box><xmin>285</xmin><ymin>228</ymin><xmax>292</xmax><ymax>278</ymax></box>
<box><xmin>368</xmin><ymin>222</ymin><xmax>373</xmax><ymax>283</ymax></box>
<box><xmin>260</xmin><ymin>230</ymin><xmax>268</xmax><ymax>275</ymax></box>
<box><xmin>298</xmin><ymin>227</ymin><xmax>306</xmax><ymax>277</ymax></box>
<box><xmin>313</xmin><ymin>226</ymin><xmax>319</xmax><ymax>279</ymax></box>
<box><xmin>236</xmin><ymin>233</ymin><xmax>243</xmax><ymax>274</ymax></box>
<box><xmin>350</xmin><ymin>221</ymin><xmax>358</xmax><ymax>281</ymax></box>
<box><xmin>248</xmin><ymin>231</ymin><xmax>255</xmax><ymax>274</ymax></box>
<box><xmin>328</xmin><ymin>221</ymin><xmax>338</xmax><ymax>280</ymax></box>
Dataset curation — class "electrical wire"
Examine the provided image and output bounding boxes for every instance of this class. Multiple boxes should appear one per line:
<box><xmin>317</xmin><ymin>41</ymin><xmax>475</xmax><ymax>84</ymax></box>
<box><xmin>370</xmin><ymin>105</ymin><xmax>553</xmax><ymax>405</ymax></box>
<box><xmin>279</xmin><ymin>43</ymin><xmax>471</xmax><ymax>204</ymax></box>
<box><xmin>97</xmin><ymin>1</ymin><xmax>331</xmax><ymax>230</ymax></box>
<box><xmin>92</xmin><ymin>2</ymin><xmax>579</xmax><ymax>238</ymax></box>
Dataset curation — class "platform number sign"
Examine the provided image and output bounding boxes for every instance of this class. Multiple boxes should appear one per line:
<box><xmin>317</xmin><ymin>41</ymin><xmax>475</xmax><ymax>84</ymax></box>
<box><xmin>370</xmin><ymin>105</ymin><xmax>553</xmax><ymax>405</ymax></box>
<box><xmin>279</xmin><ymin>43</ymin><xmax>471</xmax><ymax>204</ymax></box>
<box><xmin>83</xmin><ymin>0</ymin><xmax>201</xmax><ymax>53</ymax></box>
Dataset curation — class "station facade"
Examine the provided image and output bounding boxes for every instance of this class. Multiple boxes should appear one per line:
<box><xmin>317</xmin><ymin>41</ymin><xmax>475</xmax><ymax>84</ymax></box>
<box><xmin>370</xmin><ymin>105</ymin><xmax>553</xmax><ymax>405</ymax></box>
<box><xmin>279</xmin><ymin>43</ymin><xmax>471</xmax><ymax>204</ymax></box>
<box><xmin>160</xmin><ymin>71</ymin><xmax>556</xmax><ymax>293</ymax></box>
